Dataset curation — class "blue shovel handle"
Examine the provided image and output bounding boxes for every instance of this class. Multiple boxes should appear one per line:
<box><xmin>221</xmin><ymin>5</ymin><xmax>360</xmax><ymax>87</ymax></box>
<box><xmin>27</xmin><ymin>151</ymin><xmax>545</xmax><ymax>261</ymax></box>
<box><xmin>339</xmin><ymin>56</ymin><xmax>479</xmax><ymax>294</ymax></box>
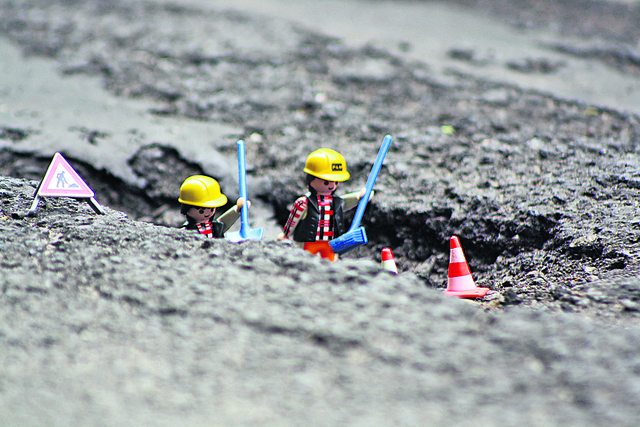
<box><xmin>347</xmin><ymin>134</ymin><xmax>392</xmax><ymax>232</ymax></box>
<box><xmin>237</xmin><ymin>140</ymin><xmax>250</xmax><ymax>235</ymax></box>
<box><xmin>227</xmin><ymin>140</ymin><xmax>263</xmax><ymax>242</ymax></box>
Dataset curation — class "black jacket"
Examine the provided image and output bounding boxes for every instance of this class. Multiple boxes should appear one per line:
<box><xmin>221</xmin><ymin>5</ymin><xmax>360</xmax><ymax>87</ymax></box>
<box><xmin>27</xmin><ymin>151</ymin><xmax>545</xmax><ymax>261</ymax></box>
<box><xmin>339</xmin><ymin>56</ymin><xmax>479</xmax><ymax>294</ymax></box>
<box><xmin>293</xmin><ymin>190</ymin><xmax>346</xmax><ymax>242</ymax></box>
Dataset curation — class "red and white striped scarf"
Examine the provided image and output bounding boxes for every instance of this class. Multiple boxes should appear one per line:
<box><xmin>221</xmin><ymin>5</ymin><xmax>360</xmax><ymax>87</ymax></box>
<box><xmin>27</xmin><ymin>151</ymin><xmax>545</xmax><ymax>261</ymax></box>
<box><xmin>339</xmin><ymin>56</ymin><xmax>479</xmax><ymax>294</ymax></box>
<box><xmin>316</xmin><ymin>194</ymin><xmax>334</xmax><ymax>241</ymax></box>
<box><xmin>283</xmin><ymin>194</ymin><xmax>336</xmax><ymax>240</ymax></box>
<box><xmin>196</xmin><ymin>221</ymin><xmax>215</xmax><ymax>238</ymax></box>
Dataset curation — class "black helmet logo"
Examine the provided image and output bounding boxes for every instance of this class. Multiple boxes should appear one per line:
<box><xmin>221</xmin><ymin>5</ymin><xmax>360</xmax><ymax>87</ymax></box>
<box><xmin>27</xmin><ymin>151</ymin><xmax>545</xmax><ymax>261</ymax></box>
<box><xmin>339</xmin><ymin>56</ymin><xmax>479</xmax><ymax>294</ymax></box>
<box><xmin>332</xmin><ymin>163</ymin><xmax>343</xmax><ymax>171</ymax></box>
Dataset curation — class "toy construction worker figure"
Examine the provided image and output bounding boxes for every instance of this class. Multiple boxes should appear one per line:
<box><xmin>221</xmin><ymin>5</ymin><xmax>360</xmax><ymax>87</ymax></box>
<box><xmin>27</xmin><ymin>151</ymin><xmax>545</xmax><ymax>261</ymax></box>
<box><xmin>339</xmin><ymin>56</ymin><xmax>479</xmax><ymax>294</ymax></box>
<box><xmin>178</xmin><ymin>175</ymin><xmax>247</xmax><ymax>238</ymax></box>
<box><xmin>277</xmin><ymin>149</ymin><xmax>368</xmax><ymax>261</ymax></box>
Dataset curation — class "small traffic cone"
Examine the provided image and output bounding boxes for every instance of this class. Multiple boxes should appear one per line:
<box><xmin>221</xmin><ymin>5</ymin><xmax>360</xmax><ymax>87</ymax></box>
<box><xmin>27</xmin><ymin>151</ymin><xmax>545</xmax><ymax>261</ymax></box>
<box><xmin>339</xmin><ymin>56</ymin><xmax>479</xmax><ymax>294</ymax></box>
<box><xmin>443</xmin><ymin>236</ymin><xmax>490</xmax><ymax>297</ymax></box>
<box><xmin>381</xmin><ymin>248</ymin><xmax>398</xmax><ymax>274</ymax></box>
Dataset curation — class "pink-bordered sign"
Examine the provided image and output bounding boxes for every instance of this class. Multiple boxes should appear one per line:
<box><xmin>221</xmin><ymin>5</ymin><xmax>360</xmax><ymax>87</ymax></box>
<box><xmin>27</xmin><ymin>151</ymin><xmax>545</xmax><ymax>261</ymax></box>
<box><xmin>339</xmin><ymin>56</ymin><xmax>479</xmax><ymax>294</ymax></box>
<box><xmin>27</xmin><ymin>152</ymin><xmax>105</xmax><ymax>215</ymax></box>
<box><xmin>37</xmin><ymin>152</ymin><xmax>95</xmax><ymax>198</ymax></box>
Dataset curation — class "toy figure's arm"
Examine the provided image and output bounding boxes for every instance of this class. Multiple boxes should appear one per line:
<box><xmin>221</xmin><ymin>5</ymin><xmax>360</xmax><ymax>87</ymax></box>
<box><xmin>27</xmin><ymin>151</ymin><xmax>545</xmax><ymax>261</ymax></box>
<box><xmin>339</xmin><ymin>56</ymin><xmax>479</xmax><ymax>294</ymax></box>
<box><xmin>278</xmin><ymin>196</ymin><xmax>307</xmax><ymax>240</ymax></box>
<box><xmin>218</xmin><ymin>198</ymin><xmax>249</xmax><ymax>234</ymax></box>
<box><xmin>342</xmin><ymin>188</ymin><xmax>374</xmax><ymax>211</ymax></box>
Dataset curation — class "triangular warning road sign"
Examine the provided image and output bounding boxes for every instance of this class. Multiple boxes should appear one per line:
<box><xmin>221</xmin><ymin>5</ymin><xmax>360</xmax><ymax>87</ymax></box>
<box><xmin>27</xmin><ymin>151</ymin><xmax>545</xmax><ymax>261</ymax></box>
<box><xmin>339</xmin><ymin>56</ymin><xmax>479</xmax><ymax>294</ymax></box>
<box><xmin>28</xmin><ymin>152</ymin><xmax>105</xmax><ymax>215</ymax></box>
<box><xmin>37</xmin><ymin>152</ymin><xmax>95</xmax><ymax>198</ymax></box>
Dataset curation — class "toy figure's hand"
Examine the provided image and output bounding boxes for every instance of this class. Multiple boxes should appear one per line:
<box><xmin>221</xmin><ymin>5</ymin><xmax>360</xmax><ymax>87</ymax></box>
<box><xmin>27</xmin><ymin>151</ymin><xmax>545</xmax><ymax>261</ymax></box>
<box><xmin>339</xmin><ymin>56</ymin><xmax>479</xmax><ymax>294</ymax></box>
<box><xmin>277</xmin><ymin>232</ymin><xmax>290</xmax><ymax>242</ymax></box>
<box><xmin>236</xmin><ymin>197</ymin><xmax>251</xmax><ymax>211</ymax></box>
<box><xmin>358</xmin><ymin>188</ymin><xmax>374</xmax><ymax>201</ymax></box>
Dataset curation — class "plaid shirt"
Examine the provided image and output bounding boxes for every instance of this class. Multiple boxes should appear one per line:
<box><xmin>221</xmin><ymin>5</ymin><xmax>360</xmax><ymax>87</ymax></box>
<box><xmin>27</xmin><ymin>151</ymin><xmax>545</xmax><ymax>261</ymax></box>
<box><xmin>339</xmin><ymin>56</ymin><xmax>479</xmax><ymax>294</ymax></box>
<box><xmin>283</xmin><ymin>194</ymin><xmax>335</xmax><ymax>241</ymax></box>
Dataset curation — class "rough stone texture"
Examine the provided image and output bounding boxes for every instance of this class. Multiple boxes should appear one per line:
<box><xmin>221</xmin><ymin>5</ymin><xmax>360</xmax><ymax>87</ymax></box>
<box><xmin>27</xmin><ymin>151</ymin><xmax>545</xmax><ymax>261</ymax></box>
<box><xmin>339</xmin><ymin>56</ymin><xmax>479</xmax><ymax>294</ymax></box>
<box><xmin>2</xmin><ymin>0</ymin><xmax>640</xmax><ymax>425</ymax></box>
<box><xmin>2</xmin><ymin>176</ymin><xmax>640</xmax><ymax>426</ymax></box>
<box><xmin>1</xmin><ymin>1</ymin><xmax>640</xmax><ymax>314</ymax></box>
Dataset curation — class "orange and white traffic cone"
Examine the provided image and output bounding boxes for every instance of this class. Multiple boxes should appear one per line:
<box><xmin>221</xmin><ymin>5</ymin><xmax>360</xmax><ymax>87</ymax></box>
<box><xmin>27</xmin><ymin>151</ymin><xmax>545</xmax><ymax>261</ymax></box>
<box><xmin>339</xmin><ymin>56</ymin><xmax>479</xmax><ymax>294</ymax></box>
<box><xmin>381</xmin><ymin>248</ymin><xmax>398</xmax><ymax>274</ymax></box>
<box><xmin>443</xmin><ymin>236</ymin><xmax>490</xmax><ymax>297</ymax></box>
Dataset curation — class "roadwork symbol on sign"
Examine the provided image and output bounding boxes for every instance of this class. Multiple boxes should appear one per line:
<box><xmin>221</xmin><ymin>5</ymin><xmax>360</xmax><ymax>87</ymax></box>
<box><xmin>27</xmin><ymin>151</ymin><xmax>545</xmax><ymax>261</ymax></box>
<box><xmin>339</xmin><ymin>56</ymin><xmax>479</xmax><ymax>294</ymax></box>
<box><xmin>28</xmin><ymin>152</ymin><xmax>105</xmax><ymax>215</ymax></box>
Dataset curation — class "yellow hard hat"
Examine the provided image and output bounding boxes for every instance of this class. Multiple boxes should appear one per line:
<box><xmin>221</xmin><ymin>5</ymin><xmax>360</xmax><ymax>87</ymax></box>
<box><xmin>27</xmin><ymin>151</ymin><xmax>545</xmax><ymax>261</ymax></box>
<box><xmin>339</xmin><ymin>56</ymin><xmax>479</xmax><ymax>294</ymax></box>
<box><xmin>178</xmin><ymin>175</ymin><xmax>228</xmax><ymax>208</ymax></box>
<box><xmin>303</xmin><ymin>149</ymin><xmax>350</xmax><ymax>181</ymax></box>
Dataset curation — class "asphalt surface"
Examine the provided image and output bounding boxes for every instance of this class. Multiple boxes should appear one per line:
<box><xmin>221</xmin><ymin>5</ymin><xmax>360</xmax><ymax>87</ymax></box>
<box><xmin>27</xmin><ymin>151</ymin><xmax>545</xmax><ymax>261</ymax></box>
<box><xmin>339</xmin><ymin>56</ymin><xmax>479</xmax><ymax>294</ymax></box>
<box><xmin>3</xmin><ymin>177</ymin><xmax>640</xmax><ymax>426</ymax></box>
<box><xmin>2</xmin><ymin>0</ymin><xmax>640</xmax><ymax>425</ymax></box>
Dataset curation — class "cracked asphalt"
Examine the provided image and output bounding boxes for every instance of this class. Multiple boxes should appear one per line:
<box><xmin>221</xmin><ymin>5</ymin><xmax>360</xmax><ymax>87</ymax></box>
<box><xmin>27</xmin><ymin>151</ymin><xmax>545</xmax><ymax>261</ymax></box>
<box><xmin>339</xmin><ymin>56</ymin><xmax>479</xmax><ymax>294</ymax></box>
<box><xmin>2</xmin><ymin>0</ymin><xmax>640</xmax><ymax>425</ymax></box>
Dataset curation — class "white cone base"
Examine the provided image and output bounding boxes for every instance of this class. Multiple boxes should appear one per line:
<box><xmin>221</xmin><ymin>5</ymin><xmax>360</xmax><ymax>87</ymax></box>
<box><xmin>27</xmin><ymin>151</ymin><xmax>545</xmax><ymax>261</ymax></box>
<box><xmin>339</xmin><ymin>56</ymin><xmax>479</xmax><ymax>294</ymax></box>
<box><xmin>382</xmin><ymin>259</ymin><xmax>398</xmax><ymax>274</ymax></box>
<box><xmin>444</xmin><ymin>275</ymin><xmax>490</xmax><ymax>297</ymax></box>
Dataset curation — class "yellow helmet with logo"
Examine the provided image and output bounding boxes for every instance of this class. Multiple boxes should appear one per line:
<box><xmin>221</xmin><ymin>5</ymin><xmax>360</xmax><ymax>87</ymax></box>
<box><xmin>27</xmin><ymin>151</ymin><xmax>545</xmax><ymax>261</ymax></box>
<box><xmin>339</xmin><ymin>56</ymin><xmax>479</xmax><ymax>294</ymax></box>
<box><xmin>303</xmin><ymin>149</ymin><xmax>350</xmax><ymax>182</ymax></box>
<box><xmin>178</xmin><ymin>175</ymin><xmax>228</xmax><ymax>208</ymax></box>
